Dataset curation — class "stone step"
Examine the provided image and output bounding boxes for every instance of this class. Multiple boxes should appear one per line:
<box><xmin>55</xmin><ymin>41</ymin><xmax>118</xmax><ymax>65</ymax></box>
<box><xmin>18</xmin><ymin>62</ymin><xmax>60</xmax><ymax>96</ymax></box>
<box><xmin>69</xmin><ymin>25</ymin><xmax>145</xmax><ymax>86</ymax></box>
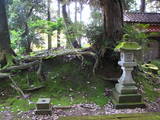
<box><xmin>112</xmin><ymin>89</ymin><xmax>142</xmax><ymax>103</ymax></box>
<box><xmin>112</xmin><ymin>99</ymin><xmax>145</xmax><ymax>109</ymax></box>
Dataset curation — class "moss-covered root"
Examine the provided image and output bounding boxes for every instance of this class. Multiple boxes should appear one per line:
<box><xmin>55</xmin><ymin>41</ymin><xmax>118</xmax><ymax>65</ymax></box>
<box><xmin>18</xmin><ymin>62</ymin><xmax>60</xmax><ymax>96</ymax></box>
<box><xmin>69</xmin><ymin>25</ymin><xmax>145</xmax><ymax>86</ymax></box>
<box><xmin>1</xmin><ymin>54</ymin><xmax>15</xmax><ymax>69</ymax></box>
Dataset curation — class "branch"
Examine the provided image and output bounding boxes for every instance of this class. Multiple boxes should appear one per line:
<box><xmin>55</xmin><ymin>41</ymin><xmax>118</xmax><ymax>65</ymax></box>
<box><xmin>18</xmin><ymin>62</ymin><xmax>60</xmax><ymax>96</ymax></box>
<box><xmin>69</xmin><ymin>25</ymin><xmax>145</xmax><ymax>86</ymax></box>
<box><xmin>0</xmin><ymin>73</ymin><xmax>10</xmax><ymax>78</ymax></box>
<box><xmin>0</xmin><ymin>60</ymin><xmax>40</xmax><ymax>72</ymax></box>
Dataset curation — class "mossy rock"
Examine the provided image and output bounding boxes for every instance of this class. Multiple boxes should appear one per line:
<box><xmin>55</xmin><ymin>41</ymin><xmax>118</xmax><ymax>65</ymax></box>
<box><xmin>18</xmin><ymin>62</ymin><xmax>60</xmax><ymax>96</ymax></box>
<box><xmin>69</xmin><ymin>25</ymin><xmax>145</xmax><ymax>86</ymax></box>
<box><xmin>141</xmin><ymin>64</ymin><xmax>159</xmax><ymax>73</ymax></box>
<box><xmin>115</xmin><ymin>42</ymin><xmax>141</xmax><ymax>52</ymax></box>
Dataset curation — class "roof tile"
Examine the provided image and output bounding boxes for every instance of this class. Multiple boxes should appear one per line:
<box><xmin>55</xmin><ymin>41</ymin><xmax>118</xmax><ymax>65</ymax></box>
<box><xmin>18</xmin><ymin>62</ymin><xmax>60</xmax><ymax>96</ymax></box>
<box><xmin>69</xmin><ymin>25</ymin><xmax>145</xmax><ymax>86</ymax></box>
<box><xmin>123</xmin><ymin>12</ymin><xmax>160</xmax><ymax>24</ymax></box>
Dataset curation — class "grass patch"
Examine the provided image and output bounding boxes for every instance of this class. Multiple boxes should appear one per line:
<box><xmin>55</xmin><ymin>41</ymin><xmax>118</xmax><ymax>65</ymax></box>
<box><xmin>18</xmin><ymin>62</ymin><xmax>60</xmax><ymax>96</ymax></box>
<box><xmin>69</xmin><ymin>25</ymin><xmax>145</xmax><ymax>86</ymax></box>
<box><xmin>0</xmin><ymin>62</ymin><xmax>112</xmax><ymax>112</ymax></box>
<box><xmin>134</xmin><ymin>72</ymin><xmax>160</xmax><ymax>101</ymax></box>
<box><xmin>59</xmin><ymin>113</ymin><xmax>160</xmax><ymax>120</ymax></box>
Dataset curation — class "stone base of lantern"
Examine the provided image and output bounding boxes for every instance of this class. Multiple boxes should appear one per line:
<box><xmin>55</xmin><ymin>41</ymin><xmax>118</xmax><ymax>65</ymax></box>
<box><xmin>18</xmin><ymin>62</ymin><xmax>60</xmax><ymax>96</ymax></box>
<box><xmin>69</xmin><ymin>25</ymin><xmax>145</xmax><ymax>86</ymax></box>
<box><xmin>35</xmin><ymin>108</ymin><xmax>52</xmax><ymax>115</ymax></box>
<box><xmin>35</xmin><ymin>98</ymin><xmax>52</xmax><ymax>115</ymax></box>
<box><xmin>112</xmin><ymin>88</ymin><xmax>145</xmax><ymax>109</ymax></box>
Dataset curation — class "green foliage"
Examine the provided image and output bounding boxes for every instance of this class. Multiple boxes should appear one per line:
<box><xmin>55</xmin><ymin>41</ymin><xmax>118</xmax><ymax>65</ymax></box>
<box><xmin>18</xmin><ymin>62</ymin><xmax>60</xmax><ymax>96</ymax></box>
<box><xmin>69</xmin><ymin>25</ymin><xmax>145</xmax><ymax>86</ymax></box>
<box><xmin>10</xmin><ymin>30</ymin><xmax>25</xmax><ymax>54</ymax></box>
<box><xmin>122</xmin><ymin>24</ymin><xmax>149</xmax><ymax>45</ymax></box>
<box><xmin>85</xmin><ymin>9</ymin><xmax>104</xmax><ymax>47</ymax></box>
<box><xmin>85</xmin><ymin>24</ymin><xmax>104</xmax><ymax>45</ymax></box>
<box><xmin>135</xmin><ymin>60</ymin><xmax>160</xmax><ymax>102</ymax></box>
<box><xmin>64</xmin><ymin>21</ymin><xmax>85</xmax><ymax>46</ymax></box>
<box><xmin>8</xmin><ymin>0</ymin><xmax>46</xmax><ymax>54</ymax></box>
<box><xmin>29</xmin><ymin>18</ymin><xmax>64</xmax><ymax>35</ymax></box>
<box><xmin>135</xmin><ymin>72</ymin><xmax>159</xmax><ymax>101</ymax></box>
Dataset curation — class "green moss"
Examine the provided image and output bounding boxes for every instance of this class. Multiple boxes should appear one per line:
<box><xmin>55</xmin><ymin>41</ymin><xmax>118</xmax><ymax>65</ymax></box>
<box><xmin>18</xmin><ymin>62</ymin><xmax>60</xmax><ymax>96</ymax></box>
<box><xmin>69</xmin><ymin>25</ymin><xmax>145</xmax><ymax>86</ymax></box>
<box><xmin>0</xmin><ymin>62</ymin><xmax>112</xmax><ymax>112</ymax></box>
<box><xmin>2</xmin><ymin>54</ymin><xmax>15</xmax><ymax>69</ymax></box>
<box><xmin>141</xmin><ymin>64</ymin><xmax>159</xmax><ymax>71</ymax></box>
<box><xmin>59</xmin><ymin>113</ymin><xmax>160</xmax><ymax>120</ymax></box>
<box><xmin>0</xmin><ymin>98</ymin><xmax>35</xmax><ymax>112</ymax></box>
<box><xmin>114</xmin><ymin>42</ymin><xmax>141</xmax><ymax>52</ymax></box>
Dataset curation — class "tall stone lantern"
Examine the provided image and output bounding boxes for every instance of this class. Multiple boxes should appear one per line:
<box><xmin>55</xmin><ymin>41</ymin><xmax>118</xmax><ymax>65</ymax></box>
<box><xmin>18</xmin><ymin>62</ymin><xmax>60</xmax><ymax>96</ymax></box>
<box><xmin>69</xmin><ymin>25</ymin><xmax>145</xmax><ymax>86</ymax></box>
<box><xmin>112</xmin><ymin>42</ymin><xmax>145</xmax><ymax>109</ymax></box>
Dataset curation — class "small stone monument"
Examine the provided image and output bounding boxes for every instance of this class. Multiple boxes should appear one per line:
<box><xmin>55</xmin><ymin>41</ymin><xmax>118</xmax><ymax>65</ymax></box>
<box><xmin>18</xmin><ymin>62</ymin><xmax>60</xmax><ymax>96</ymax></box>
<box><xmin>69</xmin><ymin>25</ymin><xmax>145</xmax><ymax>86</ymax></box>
<box><xmin>112</xmin><ymin>42</ymin><xmax>145</xmax><ymax>109</ymax></box>
<box><xmin>35</xmin><ymin>98</ymin><xmax>52</xmax><ymax>115</ymax></box>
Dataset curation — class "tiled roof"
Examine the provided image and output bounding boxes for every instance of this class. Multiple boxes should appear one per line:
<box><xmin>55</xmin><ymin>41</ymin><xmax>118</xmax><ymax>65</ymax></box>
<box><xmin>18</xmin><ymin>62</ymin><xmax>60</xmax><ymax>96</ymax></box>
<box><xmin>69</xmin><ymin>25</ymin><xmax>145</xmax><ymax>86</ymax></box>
<box><xmin>123</xmin><ymin>12</ymin><xmax>160</xmax><ymax>24</ymax></box>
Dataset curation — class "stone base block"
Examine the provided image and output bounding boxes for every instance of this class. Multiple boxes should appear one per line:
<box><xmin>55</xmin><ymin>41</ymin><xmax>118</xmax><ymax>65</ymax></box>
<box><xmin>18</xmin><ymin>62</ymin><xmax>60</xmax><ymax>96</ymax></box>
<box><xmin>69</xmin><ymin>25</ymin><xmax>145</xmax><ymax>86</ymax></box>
<box><xmin>112</xmin><ymin>89</ymin><xmax>142</xmax><ymax>103</ymax></box>
<box><xmin>112</xmin><ymin>89</ymin><xmax>145</xmax><ymax>109</ymax></box>
<box><xmin>35</xmin><ymin>109</ymin><xmax>52</xmax><ymax>115</ymax></box>
<box><xmin>115</xmin><ymin>83</ymin><xmax>138</xmax><ymax>94</ymax></box>
<box><xmin>112</xmin><ymin>99</ymin><xmax>145</xmax><ymax>109</ymax></box>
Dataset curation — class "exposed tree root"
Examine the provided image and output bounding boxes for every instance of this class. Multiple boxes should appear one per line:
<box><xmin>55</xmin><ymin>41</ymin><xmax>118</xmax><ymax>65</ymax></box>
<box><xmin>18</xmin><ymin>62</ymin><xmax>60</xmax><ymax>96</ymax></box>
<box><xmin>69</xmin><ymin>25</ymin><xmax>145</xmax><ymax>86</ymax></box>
<box><xmin>21</xmin><ymin>49</ymin><xmax>96</xmax><ymax>61</ymax></box>
<box><xmin>0</xmin><ymin>60</ymin><xmax>40</xmax><ymax>72</ymax></box>
<box><xmin>0</xmin><ymin>72</ymin><xmax>10</xmax><ymax>78</ymax></box>
<box><xmin>0</xmin><ymin>49</ymin><xmax>97</xmax><ymax>77</ymax></box>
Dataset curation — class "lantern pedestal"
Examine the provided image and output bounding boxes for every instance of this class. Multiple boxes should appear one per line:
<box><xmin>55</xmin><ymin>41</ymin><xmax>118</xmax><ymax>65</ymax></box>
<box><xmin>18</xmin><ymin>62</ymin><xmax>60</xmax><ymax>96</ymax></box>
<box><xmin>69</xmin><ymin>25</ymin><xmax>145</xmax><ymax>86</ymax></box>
<box><xmin>112</xmin><ymin>42</ymin><xmax>145</xmax><ymax>109</ymax></box>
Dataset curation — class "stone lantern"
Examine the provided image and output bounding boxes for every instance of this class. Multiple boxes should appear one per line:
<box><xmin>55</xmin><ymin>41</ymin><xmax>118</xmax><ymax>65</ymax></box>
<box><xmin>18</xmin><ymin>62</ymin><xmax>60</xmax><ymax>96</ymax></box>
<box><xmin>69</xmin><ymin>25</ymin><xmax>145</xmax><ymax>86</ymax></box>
<box><xmin>112</xmin><ymin>42</ymin><xmax>145</xmax><ymax>109</ymax></box>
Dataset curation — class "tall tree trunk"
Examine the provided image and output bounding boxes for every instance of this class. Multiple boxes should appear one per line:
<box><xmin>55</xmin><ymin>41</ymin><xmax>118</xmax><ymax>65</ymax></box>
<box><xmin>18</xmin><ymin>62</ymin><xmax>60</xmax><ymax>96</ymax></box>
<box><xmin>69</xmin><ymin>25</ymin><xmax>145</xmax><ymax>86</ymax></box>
<box><xmin>21</xmin><ymin>6</ymin><xmax>34</xmax><ymax>54</ymax></box>
<box><xmin>47</xmin><ymin>0</ymin><xmax>52</xmax><ymax>50</ymax></box>
<box><xmin>62</xmin><ymin>2</ymin><xmax>79</xmax><ymax>48</ymax></box>
<box><xmin>57</xmin><ymin>0</ymin><xmax>61</xmax><ymax>47</ymax></box>
<box><xmin>101</xmin><ymin>0</ymin><xmax>123</xmax><ymax>48</ymax></box>
<box><xmin>79</xmin><ymin>1</ymin><xmax>83</xmax><ymax>22</ymax></box>
<box><xmin>67</xmin><ymin>2</ymin><xmax>71</xmax><ymax>18</ymax></box>
<box><xmin>0</xmin><ymin>0</ymin><xmax>15</xmax><ymax>66</ymax></box>
<box><xmin>140</xmin><ymin>0</ymin><xmax>145</xmax><ymax>13</ymax></box>
<box><xmin>75</xmin><ymin>0</ymin><xmax>78</xmax><ymax>22</ymax></box>
<box><xmin>21</xmin><ymin>22</ymin><xmax>32</xmax><ymax>54</ymax></box>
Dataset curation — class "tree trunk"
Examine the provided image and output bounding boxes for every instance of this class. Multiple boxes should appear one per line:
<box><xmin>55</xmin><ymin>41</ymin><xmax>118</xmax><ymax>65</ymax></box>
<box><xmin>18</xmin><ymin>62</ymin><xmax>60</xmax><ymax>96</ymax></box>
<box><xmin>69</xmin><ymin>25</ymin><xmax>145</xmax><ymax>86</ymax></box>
<box><xmin>47</xmin><ymin>0</ymin><xmax>52</xmax><ymax>50</ymax></box>
<box><xmin>75</xmin><ymin>0</ymin><xmax>78</xmax><ymax>22</ymax></box>
<box><xmin>21</xmin><ymin>23</ymin><xmax>32</xmax><ymax>54</ymax></box>
<box><xmin>101</xmin><ymin>0</ymin><xmax>123</xmax><ymax>47</ymax></box>
<box><xmin>79</xmin><ymin>2</ymin><xmax>83</xmax><ymax>22</ymax></box>
<box><xmin>57</xmin><ymin>0</ymin><xmax>61</xmax><ymax>47</ymax></box>
<box><xmin>67</xmin><ymin>2</ymin><xmax>71</xmax><ymax>18</ymax></box>
<box><xmin>140</xmin><ymin>0</ymin><xmax>145</xmax><ymax>13</ymax></box>
<box><xmin>0</xmin><ymin>0</ymin><xmax>15</xmax><ymax>66</ymax></box>
<box><xmin>62</xmin><ymin>3</ymin><xmax>79</xmax><ymax>48</ymax></box>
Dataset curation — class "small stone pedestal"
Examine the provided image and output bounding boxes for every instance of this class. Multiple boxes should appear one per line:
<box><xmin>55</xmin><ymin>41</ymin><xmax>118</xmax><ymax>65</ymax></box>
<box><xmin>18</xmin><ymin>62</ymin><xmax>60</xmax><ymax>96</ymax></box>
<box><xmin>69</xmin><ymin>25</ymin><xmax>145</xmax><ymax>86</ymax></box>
<box><xmin>35</xmin><ymin>98</ymin><xmax>52</xmax><ymax>115</ymax></box>
<box><xmin>112</xmin><ymin>42</ymin><xmax>145</xmax><ymax>109</ymax></box>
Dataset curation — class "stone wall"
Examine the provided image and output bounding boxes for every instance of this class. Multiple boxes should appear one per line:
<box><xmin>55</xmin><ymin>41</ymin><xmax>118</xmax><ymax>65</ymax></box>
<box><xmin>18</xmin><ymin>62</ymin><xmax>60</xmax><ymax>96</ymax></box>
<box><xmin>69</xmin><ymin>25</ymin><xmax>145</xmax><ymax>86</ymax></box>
<box><xmin>144</xmin><ymin>40</ymin><xmax>160</xmax><ymax>61</ymax></box>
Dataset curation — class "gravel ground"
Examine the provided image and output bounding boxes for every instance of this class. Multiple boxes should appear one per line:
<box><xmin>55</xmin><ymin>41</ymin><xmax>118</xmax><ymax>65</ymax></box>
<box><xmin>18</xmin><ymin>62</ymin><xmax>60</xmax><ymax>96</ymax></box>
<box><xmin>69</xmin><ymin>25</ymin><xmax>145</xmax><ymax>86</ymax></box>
<box><xmin>0</xmin><ymin>100</ymin><xmax>160</xmax><ymax>120</ymax></box>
